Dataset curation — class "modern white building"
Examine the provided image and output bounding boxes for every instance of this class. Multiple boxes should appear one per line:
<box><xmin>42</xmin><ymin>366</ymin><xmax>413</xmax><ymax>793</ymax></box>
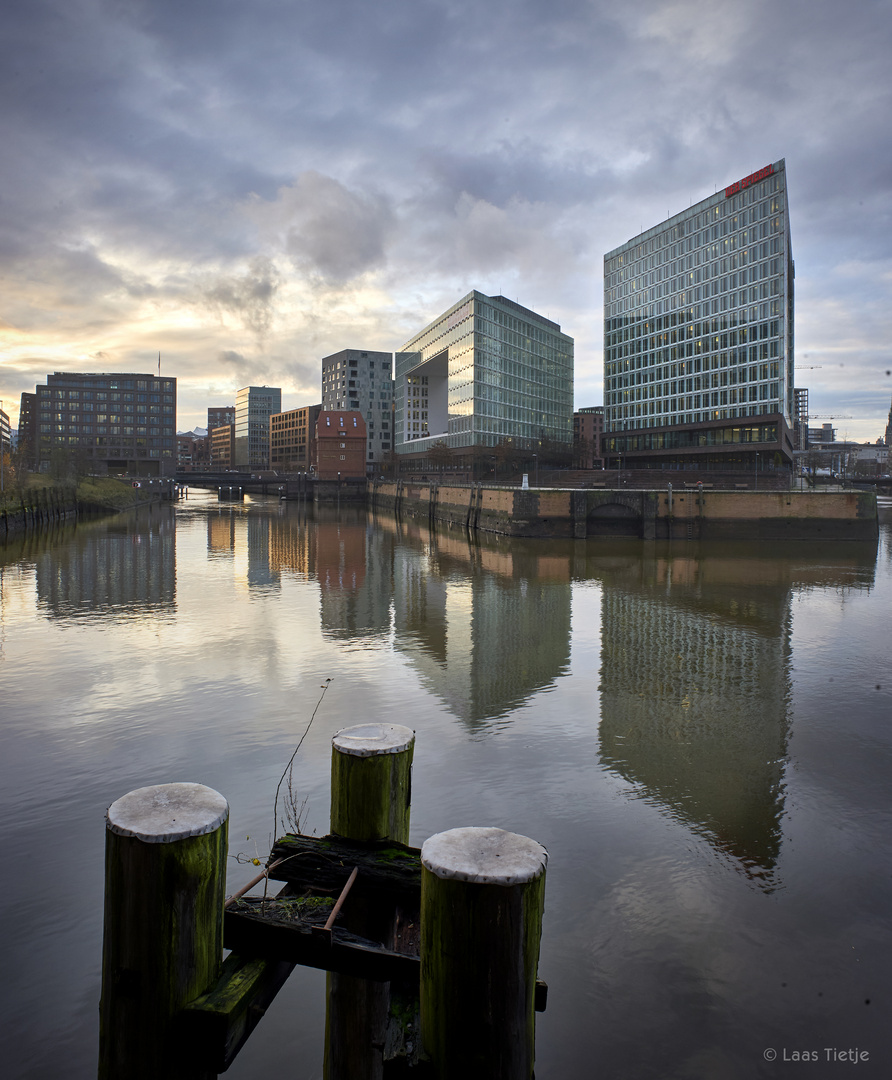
<box><xmin>320</xmin><ymin>349</ymin><xmax>393</xmax><ymax>471</ymax></box>
<box><xmin>394</xmin><ymin>291</ymin><xmax>574</xmax><ymax>459</ymax></box>
<box><xmin>603</xmin><ymin>159</ymin><xmax>795</xmax><ymax>471</ymax></box>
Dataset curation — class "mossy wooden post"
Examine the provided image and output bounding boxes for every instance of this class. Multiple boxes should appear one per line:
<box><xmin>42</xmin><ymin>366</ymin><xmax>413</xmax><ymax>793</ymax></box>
<box><xmin>330</xmin><ymin>722</ymin><xmax>415</xmax><ymax>844</ymax></box>
<box><xmin>325</xmin><ymin>723</ymin><xmax>415</xmax><ymax>1080</ymax></box>
<box><xmin>420</xmin><ymin>827</ymin><xmax>547</xmax><ymax>1080</ymax></box>
<box><xmin>99</xmin><ymin>782</ymin><xmax>229</xmax><ymax>1080</ymax></box>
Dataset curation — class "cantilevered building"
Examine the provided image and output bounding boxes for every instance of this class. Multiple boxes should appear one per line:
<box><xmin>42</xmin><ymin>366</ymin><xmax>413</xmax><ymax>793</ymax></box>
<box><xmin>603</xmin><ymin>159</ymin><xmax>795</xmax><ymax>471</ymax></box>
<box><xmin>395</xmin><ymin>291</ymin><xmax>574</xmax><ymax>458</ymax></box>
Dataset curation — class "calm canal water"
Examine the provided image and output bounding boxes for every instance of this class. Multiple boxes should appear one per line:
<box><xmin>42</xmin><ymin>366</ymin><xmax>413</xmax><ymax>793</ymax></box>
<box><xmin>2</xmin><ymin>489</ymin><xmax>891</xmax><ymax>1078</ymax></box>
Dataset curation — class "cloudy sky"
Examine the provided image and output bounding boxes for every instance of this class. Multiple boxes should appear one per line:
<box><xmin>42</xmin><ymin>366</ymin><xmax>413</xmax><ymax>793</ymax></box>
<box><xmin>2</xmin><ymin>0</ymin><xmax>891</xmax><ymax>439</ymax></box>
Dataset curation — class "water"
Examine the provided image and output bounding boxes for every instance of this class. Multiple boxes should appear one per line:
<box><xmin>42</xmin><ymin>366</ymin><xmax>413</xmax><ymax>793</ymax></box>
<box><xmin>2</xmin><ymin>490</ymin><xmax>891</xmax><ymax>1078</ymax></box>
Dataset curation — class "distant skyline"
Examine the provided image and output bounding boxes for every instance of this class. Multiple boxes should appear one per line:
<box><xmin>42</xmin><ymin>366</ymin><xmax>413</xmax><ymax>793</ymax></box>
<box><xmin>2</xmin><ymin>0</ymin><xmax>891</xmax><ymax>441</ymax></box>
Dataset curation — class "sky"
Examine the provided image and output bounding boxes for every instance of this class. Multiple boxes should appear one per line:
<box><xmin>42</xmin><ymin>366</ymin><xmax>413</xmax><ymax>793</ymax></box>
<box><xmin>2</xmin><ymin>0</ymin><xmax>891</xmax><ymax>440</ymax></box>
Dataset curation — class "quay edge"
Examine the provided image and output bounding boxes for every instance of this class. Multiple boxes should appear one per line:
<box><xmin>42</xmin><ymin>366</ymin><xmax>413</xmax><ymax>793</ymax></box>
<box><xmin>369</xmin><ymin>481</ymin><xmax>879</xmax><ymax>542</ymax></box>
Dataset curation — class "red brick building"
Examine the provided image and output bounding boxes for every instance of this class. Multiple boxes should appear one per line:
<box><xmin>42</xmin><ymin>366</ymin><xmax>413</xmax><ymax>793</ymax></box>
<box><xmin>573</xmin><ymin>406</ymin><xmax>605</xmax><ymax>469</ymax></box>
<box><xmin>315</xmin><ymin>411</ymin><xmax>367</xmax><ymax>480</ymax></box>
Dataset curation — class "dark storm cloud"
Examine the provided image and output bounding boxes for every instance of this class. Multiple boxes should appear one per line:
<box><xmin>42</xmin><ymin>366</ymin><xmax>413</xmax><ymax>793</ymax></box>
<box><xmin>201</xmin><ymin>258</ymin><xmax>281</xmax><ymax>341</ymax></box>
<box><xmin>1</xmin><ymin>0</ymin><xmax>891</xmax><ymax>433</ymax></box>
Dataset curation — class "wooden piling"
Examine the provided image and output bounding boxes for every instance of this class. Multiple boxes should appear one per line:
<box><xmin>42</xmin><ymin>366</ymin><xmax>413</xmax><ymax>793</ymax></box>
<box><xmin>420</xmin><ymin>827</ymin><xmax>547</xmax><ymax>1080</ymax></box>
<box><xmin>326</xmin><ymin>723</ymin><xmax>416</xmax><ymax>1080</ymax></box>
<box><xmin>330</xmin><ymin>723</ymin><xmax>415</xmax><ymax>844</ymax></box>
<box><xmin>99</xmin><ymin>782</ymin><xmax>229</xmax><ymax>1080</ymax></box>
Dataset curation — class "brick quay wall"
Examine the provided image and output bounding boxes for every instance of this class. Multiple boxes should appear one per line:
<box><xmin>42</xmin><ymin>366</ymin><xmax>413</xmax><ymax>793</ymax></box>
<box><xmin>369</xmin><ymin>481</ymin><xmax>878</xmax><ymax>542</ymax></box>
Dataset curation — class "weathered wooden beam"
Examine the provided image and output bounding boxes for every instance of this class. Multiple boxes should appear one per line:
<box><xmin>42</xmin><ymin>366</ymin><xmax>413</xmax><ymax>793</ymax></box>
<box><xmin>181</xmin><ymin>952</ymin><xmax>295</xmax><ymax>1072</ymax></box>
<box><xmin>268</xmin><ymin>834</ymin><xmax>422</xmax><ymax>901</ymax></box>
<box><xmin>223</xmin><ymin>904</ymin><xmax>420</xmax><ymax>983</ymax></box>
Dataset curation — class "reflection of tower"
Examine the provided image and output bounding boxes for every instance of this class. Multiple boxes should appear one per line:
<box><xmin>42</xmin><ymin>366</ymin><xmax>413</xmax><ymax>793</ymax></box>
<box><xmin>268</xmin><ymin>508</ymin><xmax>315</xmax><ymax>576</ymax></box>
<box><xmin>207</xmin><ymin>511</ymin><xmax>236</xmax><ymax>556</ymax></box>
<box><xmin>36</xmin><ymin>510</ymin><xmax>175</xmax><ymax>617</ymax></box>
<box><xmin>316</xmin><ymin>513</ymin><xmax>393</xmax><ymax>642</ymax></box>
<box><xmin>207</xmin><ymin>507</ymin><xmax>280</xmax><ymax>590</ymax></box>
<box><xmin>392</xmin><ymin>528</ymin><xmax>572</xmax><ymax>728</ymax></box>
<box><xmin>597</xmin><ymin>551</ymin><xmax>794</xmax><ymax>877</ymax></box>
<box><xmin>245</xmin><ymin>514</ymin><xmax>278</xmax><ymax>590</ymax></box>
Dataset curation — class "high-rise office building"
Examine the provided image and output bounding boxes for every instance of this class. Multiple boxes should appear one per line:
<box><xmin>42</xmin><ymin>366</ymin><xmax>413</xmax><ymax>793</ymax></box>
<box><xmin>603</xmin><ymin>159</ymin><xmax>795</xmax><ymax>470</ymax></box>
<box><xmin>234</xmin><ymin>385</ymin><xmax>281</xmax><ymax>469</ymax></box>
<box><xmin>394</xmin><ymin>291</ymin><xmax>574</xmax><ymax>458</ymax></box>
<box><xmin>321</xmin><ymin>349</ymin><xmax>393</xmax><ymax>471</ymax></box>
<box><xmin>31</xmin><ymin>371</ymin><xmax>177</xmax><ymax>475</ymax></box>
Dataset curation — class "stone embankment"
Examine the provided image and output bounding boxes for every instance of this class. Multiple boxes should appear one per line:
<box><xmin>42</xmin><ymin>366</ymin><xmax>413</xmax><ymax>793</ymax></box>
<box><xmin>370</xmin><ymin>480</ymin><xmax>878</xmax><ymax>541</ymax></box>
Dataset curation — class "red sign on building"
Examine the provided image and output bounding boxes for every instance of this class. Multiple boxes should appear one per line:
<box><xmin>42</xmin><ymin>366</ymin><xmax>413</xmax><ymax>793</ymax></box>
<box><xmin>725</xmin><ymin>163</ymin><xmax>774</xmax><ymax>198</ymax></box>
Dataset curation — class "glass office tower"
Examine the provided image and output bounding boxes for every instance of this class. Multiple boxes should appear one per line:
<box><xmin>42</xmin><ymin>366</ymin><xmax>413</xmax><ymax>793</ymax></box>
<box><xmin>603</xmin><ymin>159</ymin><xmax>795</xmax><ymax>469</ymax></box>
<box><xmin>395</xmin><ymin>291</ymin><xmax>574</xmax><ymax>456</ymax></box>
<box><xmin>234</xmin><ymin>385</ymin><xmax>281</xmax><ymax>469</ymax></box>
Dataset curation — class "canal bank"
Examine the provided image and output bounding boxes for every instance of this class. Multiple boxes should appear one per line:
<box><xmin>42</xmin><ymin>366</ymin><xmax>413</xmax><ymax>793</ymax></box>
<box><xmin>371</xmin><ymin>480</ymin><xmax>879</xmax><ymax>541</ymax></box>
<box><xmin>1</xmin><ymin>476</ymin><xmax>180</xmax><ymax>537</ymax></box>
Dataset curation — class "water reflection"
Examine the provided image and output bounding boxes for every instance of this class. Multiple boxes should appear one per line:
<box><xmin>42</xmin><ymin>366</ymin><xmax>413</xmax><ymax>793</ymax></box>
<box><xmin>586</xmin><ymin>541</ymin><xmax>877</xmax><ymax>885</ymax></box>
<box><xmin>236</xmin><ymin>502</ymin><xmax>575</xmax><ymax>728</ymax></box>
<box><xmin>381</xmin><ymin>516</ymin><xmax>572</xmax><ymax>730</ymax></box>
<box><xmin>34</xmin><ymin>505</ymin><xmax>176</xmax><ymax>620</ymax></box>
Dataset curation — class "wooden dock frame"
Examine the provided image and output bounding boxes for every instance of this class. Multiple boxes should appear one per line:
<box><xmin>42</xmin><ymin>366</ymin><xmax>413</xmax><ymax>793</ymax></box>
<box><xmin>99</xmin><ymin>728</ymin><xmax>548</xmax><ymax>1078</ymax></box>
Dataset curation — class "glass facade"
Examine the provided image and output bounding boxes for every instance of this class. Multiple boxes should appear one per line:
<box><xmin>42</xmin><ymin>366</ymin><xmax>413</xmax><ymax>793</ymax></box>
<box><xmin>395</xmin><ymin>291</ymin><xmax>574</xmax><ymax>454</ymax></box>
<box><xmin>234</xmin><ymin>385</ymin><xmax>282</xmax><ymax>468</ymax></box>
<box><xmin>603</xmin><ymin>159</ymin><xmax>794</xmax><ymax>463</ymax></box>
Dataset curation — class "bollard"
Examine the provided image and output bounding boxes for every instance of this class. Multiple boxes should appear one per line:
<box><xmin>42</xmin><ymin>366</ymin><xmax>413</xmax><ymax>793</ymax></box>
<box><xmin>330</xmin><ymin>723</ymin><xmax>415</xmax><ymax>844</ymax></box>
<box><xmin>420</xmin><ymin>827</ymin><xmax>547</xmax><ymax>1080</ymax></box>
<box><xmin>99</xmin><ymin>782</ymin><xmax>229</xmax><ymax>1080</ymax></box>
<box><xmin>325</xmin><ymin>723</ymin><xmax>415</xmax><ymax>1080</ymax></box>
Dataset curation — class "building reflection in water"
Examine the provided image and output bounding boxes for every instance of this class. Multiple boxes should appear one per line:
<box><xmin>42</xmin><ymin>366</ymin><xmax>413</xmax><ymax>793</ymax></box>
<box><xmin>590</xmin><ymin>541</ymin><xmax>876</xmax><ymax>883</ymax></box>
<box><xmin>262</xmin><ymin>503</ymin><xmax>574</xmax><ymax>728</ymax></box>
<box><xmin>207</xmin><ymin>502</ymin><xmax>281</xmax><ymax>591</ymax></box>
<box><xmin>386</xmin><ymin>517</ymin><xmax>572</xmax><ymax>730</ymax></box>
<box><xmin>35</xmin><ymin>506</ymin><xmax>176</xmax><ymax>620</ymax></box>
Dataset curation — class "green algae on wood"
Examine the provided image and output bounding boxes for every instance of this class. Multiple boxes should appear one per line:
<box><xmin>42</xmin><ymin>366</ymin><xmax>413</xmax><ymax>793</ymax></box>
<box><xmin>330</xmin><ymin>723</ymin><xmax>415</xmax><ymax>845</ymax></box>
<box><xmin>99</xmin><ymin>783</ymin><xmax>229</xmax><ymax>1080</ymax></box>
<box><xmin>326</xmin><ymin>723</ymin><xmax>416</xmax><ymax>1080</ymax></box>
<box><xmin>419</xmin><ymin>827</ymin><xmax>547</xmax><ymax>1080</ymax></box>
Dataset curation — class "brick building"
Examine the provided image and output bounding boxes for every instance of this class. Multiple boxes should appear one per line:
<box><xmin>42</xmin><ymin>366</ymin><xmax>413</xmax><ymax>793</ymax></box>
<box><xmin>315</xmin><ymin>411</ymin><xmax>367</xmax><ymax>480</ymax></box>
<box><xmin>270</xmin><ymin>404</ymin><xmax>322</xmax><ymax>472</ymax></box>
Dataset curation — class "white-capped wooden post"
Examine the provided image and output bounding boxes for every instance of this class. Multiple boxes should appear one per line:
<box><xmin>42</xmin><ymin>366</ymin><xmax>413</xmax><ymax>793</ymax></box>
<box><xmin>420</xmin><ymin>827</ymin><xmax>547</xmax><ymax>1079</ymax></box>
<box><xmin>330</xmin><ymin>723</ymin><xmax>415</xmax><ymax>844</ymax></box>
<box><xmin>99</xmin><ymin>783</ymin><xmax>229</xmax><ymax>1080</ymax></box>
<box><xmin>325</xmin><ymin>724</ymin><xmax>415</xmax><ymax>1080</ymax></box>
